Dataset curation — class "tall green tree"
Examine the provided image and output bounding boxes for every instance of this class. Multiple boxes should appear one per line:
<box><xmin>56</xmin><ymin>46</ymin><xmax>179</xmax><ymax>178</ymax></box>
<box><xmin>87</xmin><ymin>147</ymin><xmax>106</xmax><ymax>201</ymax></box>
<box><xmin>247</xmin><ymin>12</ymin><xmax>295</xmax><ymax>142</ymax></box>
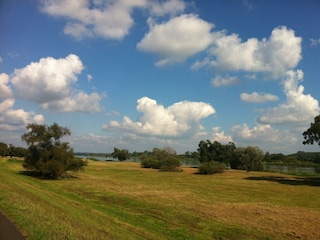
<box><xmin>232</xmin><ymin>146</ymin><xmax>264</xmax><ymax>171</ymax></box>
<box><xmin>111</xmin><ymin>147</ymin><xmax>130</xmax><ymax>161</ymax></box>
<box><xmin>303</xmin><ymin>115</ymin><xmax>320</xmax><ymax>146</ymax></box>
<box><xmin>22</xmin><ymin>123</ymin><xmax>86</xmax><ymax>179</ymax></box>
<box><xmin>198</xmin><ymin>140</ymin><xmax>236</xmax><ymax>165</ymax></box>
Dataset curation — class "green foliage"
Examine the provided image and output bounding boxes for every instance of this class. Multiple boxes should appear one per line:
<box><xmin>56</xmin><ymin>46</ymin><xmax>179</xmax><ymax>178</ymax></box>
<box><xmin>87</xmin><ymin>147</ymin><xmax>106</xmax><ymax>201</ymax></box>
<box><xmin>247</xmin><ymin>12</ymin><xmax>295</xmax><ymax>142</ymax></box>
<box><xmin>159</xmin><ymin>158</ymin><xmax>182</xmax><ymax>172</ymax></box>
<box><xmin>140</xmin><ymin>156</ymin><xmax>159</xmax><ymax>168</ymax></box>
<box><xmin>9</xmin><ymin>145</ymin><xmax>27</xmax><ymax>158</ymax></box>
<box><xmin>21</xmin><ymin>122</ymin><xmax>86</xmax><ymax>179</ymax></box>
<box><xmin>303</xmin><ymin>115</ymin><xmax>320</xmax><ymax>146</ymax></box>
<box><xmin>140</xmin><ymin>147</ymin><xmax>181</xmax><ymax>171</ymax></box>
<box><xmin>198</xmin><ymin>161</ymin><xmax>225</xmax><ymax>174</ymax></box>
<box><xmin>232</xmin><ymin>146</ymin><xmax>264</xmax><ymax>171</ymax></box>
<box><xmin>198</xmin><ymin>140</ymin><xmax>236</xmax><ymax>165</ymax></box>
<box><xmin>0</xmin><ymin>142</ymin><xmax>8</xmax><ymax>157</ymax></box>
<box><xmin>112</xmin><ymin>147</ymin><xmax>130</xmax><ymax>161</ymax></box>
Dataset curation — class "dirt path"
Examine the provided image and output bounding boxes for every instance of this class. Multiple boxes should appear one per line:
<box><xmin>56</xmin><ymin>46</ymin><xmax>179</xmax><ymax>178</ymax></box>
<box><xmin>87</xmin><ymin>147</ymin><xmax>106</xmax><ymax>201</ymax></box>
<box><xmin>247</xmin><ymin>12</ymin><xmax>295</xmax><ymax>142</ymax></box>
<box><xmin>0</xmin><ymin>211</ymin><xmax>25</xmax><ymax>240</ymax></box>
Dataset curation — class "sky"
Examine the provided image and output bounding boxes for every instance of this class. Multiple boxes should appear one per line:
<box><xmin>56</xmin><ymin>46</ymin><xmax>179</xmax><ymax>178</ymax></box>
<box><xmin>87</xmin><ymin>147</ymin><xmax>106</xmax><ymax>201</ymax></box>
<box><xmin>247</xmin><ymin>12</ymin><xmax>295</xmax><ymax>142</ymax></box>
<box><xmin>1</xmin><ymin>0</ymin><xmax>320</xmax><ymax>154</ymax></box>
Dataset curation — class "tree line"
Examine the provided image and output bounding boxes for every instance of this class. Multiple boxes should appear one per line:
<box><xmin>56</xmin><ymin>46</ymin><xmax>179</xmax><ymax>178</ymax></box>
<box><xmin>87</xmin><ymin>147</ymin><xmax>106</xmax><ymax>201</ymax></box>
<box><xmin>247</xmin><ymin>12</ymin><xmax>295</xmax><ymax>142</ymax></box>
<box><xmin>1</xmin><ymin>115</ymin><xmax>319</xmax><ymax>179</ymax></box>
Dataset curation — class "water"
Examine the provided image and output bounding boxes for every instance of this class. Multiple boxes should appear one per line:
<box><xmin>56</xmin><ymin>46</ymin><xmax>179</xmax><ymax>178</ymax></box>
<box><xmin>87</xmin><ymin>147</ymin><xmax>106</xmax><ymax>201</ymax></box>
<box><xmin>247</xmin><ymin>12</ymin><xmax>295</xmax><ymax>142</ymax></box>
<box><xmin>264</xmin><ymin>164</ymin><xmax>317</xmax><ymax>174</ymax></box>
<box><xmin>75</xmin><ymin>155</ymin><xmax>117</xmax><ymax>161</ymax></box>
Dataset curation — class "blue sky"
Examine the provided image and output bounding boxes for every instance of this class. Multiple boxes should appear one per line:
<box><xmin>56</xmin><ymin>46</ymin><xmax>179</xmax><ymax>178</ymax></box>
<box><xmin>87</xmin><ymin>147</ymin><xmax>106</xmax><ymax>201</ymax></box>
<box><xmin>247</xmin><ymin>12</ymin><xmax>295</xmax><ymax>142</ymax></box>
<box><xmin>1</xmin><ymin>0</ymin><xmax>320</xmax><ymax>154</ymax></box>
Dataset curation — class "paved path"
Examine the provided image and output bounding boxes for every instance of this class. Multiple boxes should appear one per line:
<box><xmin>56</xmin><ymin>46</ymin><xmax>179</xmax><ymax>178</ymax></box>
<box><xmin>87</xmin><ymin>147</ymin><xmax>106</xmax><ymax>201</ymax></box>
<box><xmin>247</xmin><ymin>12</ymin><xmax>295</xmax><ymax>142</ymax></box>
<box><xmin>0</xmin><ymin>211</ymin><xmax>25</xmax><ymax>240</ymax></box>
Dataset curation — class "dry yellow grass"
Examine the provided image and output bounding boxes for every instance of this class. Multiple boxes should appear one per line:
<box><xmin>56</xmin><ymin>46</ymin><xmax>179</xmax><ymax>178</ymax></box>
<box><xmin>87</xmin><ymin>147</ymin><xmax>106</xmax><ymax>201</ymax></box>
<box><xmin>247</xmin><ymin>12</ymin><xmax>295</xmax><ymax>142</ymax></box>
<box><xmin>1</xmin><ymin>158</ymin><xmax>320</xmax><ymax>239</ymax></box>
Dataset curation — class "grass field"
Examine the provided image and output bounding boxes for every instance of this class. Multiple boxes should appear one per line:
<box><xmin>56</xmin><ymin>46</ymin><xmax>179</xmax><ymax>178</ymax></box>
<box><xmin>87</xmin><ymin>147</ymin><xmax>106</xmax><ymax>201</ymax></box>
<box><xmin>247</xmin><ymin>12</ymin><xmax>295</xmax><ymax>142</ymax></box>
<box><xmin>0</xmin><ymin>157</ymin><xmax>320</xmax><ymax>240</ymax></box>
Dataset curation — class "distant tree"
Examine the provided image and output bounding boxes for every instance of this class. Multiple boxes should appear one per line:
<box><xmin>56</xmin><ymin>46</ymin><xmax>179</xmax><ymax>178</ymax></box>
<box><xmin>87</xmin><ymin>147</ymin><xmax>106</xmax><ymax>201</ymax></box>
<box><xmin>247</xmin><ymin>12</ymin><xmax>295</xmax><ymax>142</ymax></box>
<box><xmin>303</xmin><ymin>115</ymin><xmax>320</xmax><ymax>146</ymax></box>
<box><xmin>111</xmin><ymin>147</ymin><xmax>130</xmax><ymax>161</ymax></box>
<box><xmin>232</xmin><ymin>146</ymin><xmax>264</xmax><ymax>171</ymax></box>
<box><xmin>0</xmin><ymin>142</ymin><xmax>8</xmax><ymax>157</ymax></box>
<box><xmin>22</xmin><ymin>123</ymin><xmax>86</xmax><ymax>179</ymax></box>
<box><xmin>8</xmin><ymin>144</ymin><xmax>27</xmax><ymax>158</ymax></box>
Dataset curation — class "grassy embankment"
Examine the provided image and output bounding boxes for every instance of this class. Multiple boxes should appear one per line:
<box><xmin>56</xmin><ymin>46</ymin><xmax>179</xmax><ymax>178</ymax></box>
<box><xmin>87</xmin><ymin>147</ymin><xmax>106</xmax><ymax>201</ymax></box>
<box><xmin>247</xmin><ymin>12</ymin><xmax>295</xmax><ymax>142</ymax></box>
<box><xmin>0</xmin><ymin>157</ymin><xmax>320</xmax><ymax>240</ymax></box>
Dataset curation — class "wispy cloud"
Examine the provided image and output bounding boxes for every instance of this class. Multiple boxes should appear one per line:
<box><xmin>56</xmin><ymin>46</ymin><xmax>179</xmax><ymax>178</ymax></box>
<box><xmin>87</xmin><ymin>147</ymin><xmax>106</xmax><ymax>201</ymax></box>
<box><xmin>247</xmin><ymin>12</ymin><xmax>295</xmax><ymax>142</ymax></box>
<box><xmin>240</xmin><ymin>92</ymin><xmax>279</xmax><ymax>103</ymax></box>
<box><xmin>310</xmin><ymin>38</ymin><xmax>320</xmax><ymax>46</ymax></box>
<box><xmin>242</xmin><ymin>0</ymin><xmax>254</xmax><ymax>11</ymax></box>
<box><xmin>211</xmin><ymin>75</ymin><xmax>240</xmax><ymax>87</ymax></box>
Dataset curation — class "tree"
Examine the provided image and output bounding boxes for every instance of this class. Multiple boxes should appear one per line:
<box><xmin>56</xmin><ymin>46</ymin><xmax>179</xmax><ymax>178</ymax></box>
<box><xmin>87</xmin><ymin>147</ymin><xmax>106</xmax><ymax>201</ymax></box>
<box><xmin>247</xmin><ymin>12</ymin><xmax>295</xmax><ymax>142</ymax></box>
<box><xmin>22</xmin><ymin>123</ymin><xmax>86</xmax><ymax>179</ymax></box>
<box><xmin>8</xmin><ymin>144</ymin><xmax>27</xmax><ymax>158</ymax></box>
<box><xmin>198</xmin><ymin>140</ymin><xmax>236</xmax><ymax>165</ymax></box>
<box><xmin>0</xmin><ymin>142</ymin><xmax>8</xmax><ymax>157</ymax></box>
<box><xmin>303</xmin><ymin>115</ymin><xmax>320</xmax><ymax>146</ymax></box>
<box><xmin>111</xmin><ymin>147</ymin><xmax>130</xmax><ymax>161</ymax></box>
<box><xmin>232</xmin><ymin>146</ymin><xmax>264</xmax><ymax>171</ymax></box>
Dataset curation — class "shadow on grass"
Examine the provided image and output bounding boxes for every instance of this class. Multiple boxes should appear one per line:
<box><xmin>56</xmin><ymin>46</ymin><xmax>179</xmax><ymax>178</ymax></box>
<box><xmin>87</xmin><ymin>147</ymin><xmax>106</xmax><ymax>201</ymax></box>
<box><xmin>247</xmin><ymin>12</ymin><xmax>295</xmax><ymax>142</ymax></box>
<box><xmin>245</xmin><ymin>176</ymin><xmax>320</xmax><ymax>187</ymax></box>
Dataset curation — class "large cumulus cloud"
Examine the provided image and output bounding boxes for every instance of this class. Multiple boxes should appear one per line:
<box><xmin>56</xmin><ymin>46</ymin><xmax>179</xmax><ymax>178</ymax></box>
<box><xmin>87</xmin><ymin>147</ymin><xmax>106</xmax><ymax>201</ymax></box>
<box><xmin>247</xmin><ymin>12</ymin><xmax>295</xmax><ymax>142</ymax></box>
<box><xmin>103</xmin><ymin>96</ymin><xmax>215</xmax><ymax>137</ymax></box>
<box><xmin>137</xmin><ymin>14</ymin><xmax>217</xmax><ymax>66</ymax></box>
<box><xmin>11</xmin><ymin>54</ymin><xmax>104</xmax><ymax>113</ymax></box>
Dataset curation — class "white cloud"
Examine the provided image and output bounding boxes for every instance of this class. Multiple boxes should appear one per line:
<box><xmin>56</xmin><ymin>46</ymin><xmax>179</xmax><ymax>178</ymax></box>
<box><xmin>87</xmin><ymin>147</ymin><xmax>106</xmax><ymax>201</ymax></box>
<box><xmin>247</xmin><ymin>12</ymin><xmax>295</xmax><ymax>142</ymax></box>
<box><xmin>231</xmin><ymin>123</ymin><xmax>297</xmax><ymax>153</ymax></box>
<box><xmin>0</xmin><ymin>99</ymin><xmax>44</xmax><ymax>131</ymax></box>
<box><xmin>232</xmin><ymin>123</ymin><xmax>280</xmax><ymax>142</ymax></box>
<box><xmin>41</xmin><ymin>0</ymin><xmax>146</xmax><ymax>40</ymax></box>
<box><xmin>11</xmin><ymin>54</ymin><xmax>104</xmax><ymax>113</ymax></box>
<box><xmin>41</xmin><ymin>0</ymin><xmax>188</xmax><ymax>40</ymax></box>
<box><xmin>211</xmin><ymin>75</ymin><xmax>240</xmax><ymax>87</ymax></box>
<box><xmin>0</xmin><ymin>56</ymin><xmax>3</xmax><ymax>64</ymax></box>
<box><xmin>196</xmin><ymin>26</ymin><xmax>301</xmax><ymax>79</ymax></box>
<box><xmin>103</xmin><ymin>96</ymin><xmax>215</xmax><ymax>137</ymax></box>
<box><xmin>41</xmin><ymin>91</ymin><xmax>105</xmax><ymax>113</ymax></box>
<box><xmin>310</xmin><ymin>38</ymin><xmax>320</xmax><ymax>46</ymax></box>
<box><xmin>240</xmin><ymin>92</ymin><xmax>279</xmax><ymax>103</ymax></box>
<box><xmin>137</xmin><ymin>14</ymin><xmax>217</xmax><ymax>66</ymax></box>
<box><xmin>0</xmin><ymin>73</ymin><xmax>13</xmax><ymax>99</ymax></box>
<box><xmin>211</xmin><ymin>127</ymin><xmax>233</xmax><ymax>143</ymax></box>
<box><xmin>148</xmin><ymin>0</ymin><xmax>185</xmax><ymax>16</ymax></box>
<box><xmin>257</xmin><ymin>70</ymin><xmax>319</xmax><ymax>125</ymax></box>
<box><xmin>11</xmin><ymin>54</ymin><xmax>83</xmax><ymax>103</ymax></box>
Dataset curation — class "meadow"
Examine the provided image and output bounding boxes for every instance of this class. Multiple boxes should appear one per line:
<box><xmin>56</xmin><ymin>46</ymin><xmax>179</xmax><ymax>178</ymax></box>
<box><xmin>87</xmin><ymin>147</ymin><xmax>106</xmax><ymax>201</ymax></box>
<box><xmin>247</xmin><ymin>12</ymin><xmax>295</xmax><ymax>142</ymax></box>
<box><xmin>0</xmin><ymin>157</ymin><xmax>320</xmax><ymax>240</ymax></box>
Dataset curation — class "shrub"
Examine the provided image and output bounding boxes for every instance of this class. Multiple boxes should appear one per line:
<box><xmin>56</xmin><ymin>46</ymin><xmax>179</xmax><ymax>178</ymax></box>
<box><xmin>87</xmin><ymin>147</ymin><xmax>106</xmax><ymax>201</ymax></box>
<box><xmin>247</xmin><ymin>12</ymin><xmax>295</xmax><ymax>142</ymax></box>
<box><xmin>159</xmin><ymin>158</ymin><xmax>181</xmax><ymax>172</ymax></box>
<box><xmin>140</xmin><ymin>153</ymin><xmax>181</xmax><ymax>172</ymax></box>
<box><xmin>141</xmin><ymin>157</ymin><xmax>159</xmax><ymax>168</ymax></box>
<box><xmin>198</xmin><ymin>161</ymin><xmax>225</xmax><ymax>174</ymax></box>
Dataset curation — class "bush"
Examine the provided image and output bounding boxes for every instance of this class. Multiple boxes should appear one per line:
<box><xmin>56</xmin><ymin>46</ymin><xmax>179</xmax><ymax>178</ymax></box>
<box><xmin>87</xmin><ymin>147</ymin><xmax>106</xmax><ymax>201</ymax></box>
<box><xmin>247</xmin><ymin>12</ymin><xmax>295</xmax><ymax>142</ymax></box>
<box><xmin>140</xmin><ymin>155</ymin><xmax>181</xmax><ymax>172</ymax></box>
<box><xmin>159</xmin><ymin>158</ymin><xmax>181</xmax><ymax>172</ymax></box>
<box><xmin>198</xmin><ymin>161</ymin><xmax>225</xmax><ymax>175</ymax></box>
<box><xmin>141</xmin><ymin>157</ymin><xmax>160</xmax><ymax>168</ymax></box>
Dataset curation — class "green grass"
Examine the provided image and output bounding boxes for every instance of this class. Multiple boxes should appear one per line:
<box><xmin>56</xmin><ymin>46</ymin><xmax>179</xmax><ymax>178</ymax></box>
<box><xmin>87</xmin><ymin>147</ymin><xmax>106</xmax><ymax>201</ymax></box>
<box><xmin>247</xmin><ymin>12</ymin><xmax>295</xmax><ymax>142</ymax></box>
<box><xmin>0</xmin><ymin>157</ymin><xmax>320</xmax><ymax>239</ymax></box>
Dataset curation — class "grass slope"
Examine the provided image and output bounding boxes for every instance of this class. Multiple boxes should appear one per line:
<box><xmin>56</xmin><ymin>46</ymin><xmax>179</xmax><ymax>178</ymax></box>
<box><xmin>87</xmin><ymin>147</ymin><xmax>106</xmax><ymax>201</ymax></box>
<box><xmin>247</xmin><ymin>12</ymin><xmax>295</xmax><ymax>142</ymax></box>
<box><xmin>0</xmin><ymin>158</ymin><xmax>320</xmax><ymax>239</ymax></box>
